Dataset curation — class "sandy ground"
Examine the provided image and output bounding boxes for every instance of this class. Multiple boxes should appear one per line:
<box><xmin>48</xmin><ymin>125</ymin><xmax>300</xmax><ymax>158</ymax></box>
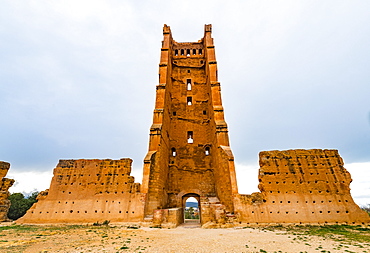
<box><xmin>0</xmin><ymin>222</ymin><xmax>369</xmax><ymax>253</ymax></box>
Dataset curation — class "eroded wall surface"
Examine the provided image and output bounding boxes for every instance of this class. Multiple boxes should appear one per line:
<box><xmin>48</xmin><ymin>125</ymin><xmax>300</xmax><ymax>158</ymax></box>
<box><xmin>18</xmin><ymin>159</ymin><xmax>145</xmax><ymax>224</ymax></box>
<box><xmin>235</xmin><ymin>149</ymin><xmax>370</xmax><ymax>224</ymax></box>
<box><xmin>0</xmin><ymin>161</ymin><xmax>14</xmax><ymax>221</ymax></box>
<box><xmin>141</xmin><ymin>24</ymin><xmax>238</xmax><ymax>224</ymax></box>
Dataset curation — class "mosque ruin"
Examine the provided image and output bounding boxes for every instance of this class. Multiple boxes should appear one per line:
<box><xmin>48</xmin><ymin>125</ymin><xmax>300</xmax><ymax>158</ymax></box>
<box><xmin>17</xmin><ymin>25</ymin><xmax>369</xmax><ymax>226</ymax></box>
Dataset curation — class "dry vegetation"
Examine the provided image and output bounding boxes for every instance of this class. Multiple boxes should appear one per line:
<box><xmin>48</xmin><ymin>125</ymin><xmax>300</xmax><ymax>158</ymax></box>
<box><xmin>0</xmin><ymin>223</ymin><xmax>369</xmax><ymax>253</ymax></box>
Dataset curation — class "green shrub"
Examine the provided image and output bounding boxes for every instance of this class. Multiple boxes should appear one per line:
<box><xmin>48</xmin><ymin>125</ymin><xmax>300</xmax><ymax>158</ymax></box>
<box><xmin>8</xmin><ymin>192</ymin><xmax>38</xmax><ymax>220</ymax></box>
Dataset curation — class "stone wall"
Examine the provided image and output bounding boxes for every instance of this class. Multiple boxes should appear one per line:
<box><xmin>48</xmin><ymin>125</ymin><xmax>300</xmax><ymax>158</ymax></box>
<box><xmin>17</xmin><ymin>159</ymin><xmax>145</xmax><ymax>224</ymax></box>
<box><xmin>0</xmin><ymin>161</ymin><xmax>15</xmax><ymax>221</ymax></box>
<box><xmin>141</xmin><ymin>24</ymin><xmax>238</xmax><ymax>225</ymax></box>
<box><xmin>234</xmin><ymin>149</ymin><xmax>370</xmax><ymax>224</ymax></box>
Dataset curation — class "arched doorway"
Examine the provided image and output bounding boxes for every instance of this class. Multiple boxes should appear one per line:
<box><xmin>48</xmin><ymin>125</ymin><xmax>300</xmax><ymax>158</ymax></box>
<box><xmin>182</xmin><ymin>193</ymin><xmax>200</xmax><ymax>224</ymax></box>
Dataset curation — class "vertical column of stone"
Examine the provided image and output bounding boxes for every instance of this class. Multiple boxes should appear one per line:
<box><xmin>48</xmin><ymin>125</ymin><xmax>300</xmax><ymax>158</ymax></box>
<box><xmin>0</xmin><ymin>162</ymin><xmax>15</xmax><ymax>221</ymax></box>
<box><xmin>142</xmin><ymin>25</ymin><xmax>173</xmax><ymax>217</ymax></box>
<box><xmin>204</xmin><ymin>24</ymin><xmax>229</xmax><ymax>146</ymax></box>
<box><xmin>204</xmin><ymin>24</ymin><xmax>238</xmax><ymax>211</ymax></box>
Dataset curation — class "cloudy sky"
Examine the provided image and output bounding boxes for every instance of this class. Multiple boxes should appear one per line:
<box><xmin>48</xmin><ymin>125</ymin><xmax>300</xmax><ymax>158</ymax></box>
<box><xmin>1</xmin><ymin>1</ymin><xmax>369</xmax><ymax>205</ymax></box>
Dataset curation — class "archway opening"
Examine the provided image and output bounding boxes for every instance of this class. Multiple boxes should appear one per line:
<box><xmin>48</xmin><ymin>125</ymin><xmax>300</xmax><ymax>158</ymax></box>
<box><xmin>183</xmin><ymin>195</ymin><xmax>200</xmax><ymax>224</ymax></box>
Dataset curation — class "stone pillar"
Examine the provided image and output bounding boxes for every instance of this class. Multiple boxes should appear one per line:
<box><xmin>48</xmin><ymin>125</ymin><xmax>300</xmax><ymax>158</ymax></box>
<box><xmin>0</xmin><ymin>161</ymin><xmax>15</xmax><ymax>221</ymax></box>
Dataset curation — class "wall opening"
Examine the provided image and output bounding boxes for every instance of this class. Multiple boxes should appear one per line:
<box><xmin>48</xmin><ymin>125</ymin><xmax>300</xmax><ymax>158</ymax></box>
<box><xmin>187</xmin><ymin>79</ymin><xmax>192</xmax><ymax>90</ymax></box>
<box><xmin>183</xmin><ymin>194</ymin><xmax>200</xmax><ymax>224</ymax></box>
<box><xmin>187</xmin><ymin>97</ymin><xmax>192</xmax><ymax>105</ymax></box>
<box><xmin>205</xmin><ymin>147</ymin><xmax>210</xmax><ymax>156</ymax></box>
<box><xmin>171</xmin><ymin>148</ymin><xmax>176</xmax><ymax>157</ymax></box>
<box><xmin>187</xmin><ymin>131</ymin><xmax>193</xmax><ymax>143</ymax></box>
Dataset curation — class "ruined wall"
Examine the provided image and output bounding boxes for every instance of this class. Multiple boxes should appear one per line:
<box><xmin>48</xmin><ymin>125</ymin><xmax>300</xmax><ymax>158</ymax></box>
<box><xmin>18</xmin><ymin>159</ymin><xmax>145</xmax><ymax>224</ymax></box>
<box><xmin>0</xmin><ymin>161</ymin><xmax>15</xmax><ymax>221</ymax></box>
<box><xmin>235</xmin><ymin>149</ymin><xmax>370</xmax><ymax>224</ymax></box>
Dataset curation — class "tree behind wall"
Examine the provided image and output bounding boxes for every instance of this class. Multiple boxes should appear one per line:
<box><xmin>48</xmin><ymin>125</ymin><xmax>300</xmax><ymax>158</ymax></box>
<box><xmin>7</xmin><ymin>192</ymin><xmax>38</xmax><ymax>220</ymax></box>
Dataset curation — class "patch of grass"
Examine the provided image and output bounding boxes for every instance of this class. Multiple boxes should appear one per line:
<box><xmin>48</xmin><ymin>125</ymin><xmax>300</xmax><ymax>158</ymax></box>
<box><xmin>267</xmin><ymin>224</ymin><xmax>370</xmax><ymax>244</ymax></box>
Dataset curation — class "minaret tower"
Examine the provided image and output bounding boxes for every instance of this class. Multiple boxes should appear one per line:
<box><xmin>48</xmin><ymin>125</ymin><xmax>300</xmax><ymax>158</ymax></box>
<box><xmin>142</xmin><ymin>24</ymin><xmax>238</xmax><ymax>224</ymax></box>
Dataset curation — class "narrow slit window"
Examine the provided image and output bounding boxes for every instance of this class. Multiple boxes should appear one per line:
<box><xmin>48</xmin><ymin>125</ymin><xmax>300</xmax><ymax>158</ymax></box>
<box><xmin>187</xmin><ymin>97</ymin><xmax>192</xmax><ymax>105</ymax></box>
<box><xmin>187</xmin><ymin>79</ymin><xmax>192</xmax><ymax>90</ymax></box>
<box><xmin>186</xmin><ymin>49</ymin><xmax>190</xmax><ymax>56</ymax></box>
<box><xmin>171</xmin><ymin>148</ymin><xmax>176</xmax><ymax>157</ymax></box>
<box><xmin>205</xmin><ymin>147</ymin><xmax>210</xmax><ymax>156</ymax></box>
<box><xmin>187</xmin><ymin>131</ymin><xmax>193</xmax><ymax>143</ymax></box>
<box><xmin>175</xmin><ymin>49</ymin><xmax>178</xmax><ymax>56</ymax></box>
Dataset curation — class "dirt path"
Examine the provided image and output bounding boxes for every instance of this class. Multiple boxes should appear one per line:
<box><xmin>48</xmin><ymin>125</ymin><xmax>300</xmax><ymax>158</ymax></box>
<box><xmin>0</xmin><ymin>223</ymin><xmax>369</xmax><ymax>252</ymax></box>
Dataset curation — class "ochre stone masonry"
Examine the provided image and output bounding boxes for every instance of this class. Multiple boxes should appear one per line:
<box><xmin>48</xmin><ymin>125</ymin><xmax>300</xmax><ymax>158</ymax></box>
<box><xmin>234</xmin><ymin>150</ymin><xmax>370</xmax><ymax>224</ymax></box>
<box><xmin>0</xmin><ymin>161</ymin><xmax>14</xmax><ymax>221</ymax></box>
<box><xmin>141</xmin><ymin>24</ymin><xmax>237</xmax><ymax>226</ymax></box>
<box><xmin>18</xmin><ymin>159</ymin><xmax>145</xmax><ymax>223</ymax></box>
<box><xmin>18</xmin><ymin>24</ymin><xmax>369</xmax><ymax>226</ymax></box>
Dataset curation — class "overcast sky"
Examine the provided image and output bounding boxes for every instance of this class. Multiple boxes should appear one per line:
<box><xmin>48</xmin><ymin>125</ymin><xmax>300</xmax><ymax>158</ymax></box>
<box><xmin>1</xmin><ymin>1</ymin><xmax>369</xmax><ymax>205</ymax></box>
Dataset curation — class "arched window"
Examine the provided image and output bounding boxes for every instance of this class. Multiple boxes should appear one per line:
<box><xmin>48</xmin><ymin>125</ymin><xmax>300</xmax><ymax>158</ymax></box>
<box><xmin>187</xmin><ymin>79</ymin><xmax>192</xmax><ymax>90</ymax></box>
<box><xmin>187</xmin><ymin>49</ymin><xmax>190</xmax><ymax>56</ymax></box>
<box><xmin>181</xmin><ymin>49</ymin><xmax>184</xmax><ymax>55</ymax></box>
<box><xmin>193</xmin><ymin>49</ymin><xmax>197</xmax><ymax>55</ymax></box>
<box><xmin>187</xmin><ymin>131</ymin><xmax>193</xmax><ymax>143</ymax></box>
<box><xmin>187</xmin><ymin>97</ymin><xmax>192</xmax><ymax>105</ymax></box>
<box><xmin>175</xmin><ymin>49</ymin><xmax>178</xmax><ymax>56</ymax></box>
<box><xmin>199</xmin><ymin>49</ymin><xmax>202</xmax><ymax>55</ymax></box>
<box><xmin>205</xmin><ymin>147</ymin><xmax>210</xmax><ymax>156</ymax></box>
<box><xmin>171</xmin><ymin>148</ymin><xmax>176</xmax><ymax>157</ymax></box>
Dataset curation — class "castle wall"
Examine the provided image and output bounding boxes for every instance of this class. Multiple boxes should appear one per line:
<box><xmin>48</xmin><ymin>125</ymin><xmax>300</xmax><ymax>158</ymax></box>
<box><xmin>234</xmin><ymin>149</ymin><xmax>370</xmax><ymax>224</ymax></box>
<box><xmin>18</xmin><ymin>159</ymin><xmax>145</xmax><ymax>224</ymax></box>
<box><xmin>0</xmin><ymin>161</ymin><xmax>15</xmax><ymax>221</ymax></box>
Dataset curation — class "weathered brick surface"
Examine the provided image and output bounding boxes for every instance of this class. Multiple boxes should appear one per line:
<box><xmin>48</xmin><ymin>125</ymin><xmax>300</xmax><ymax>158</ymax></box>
<box><xmin>0</xmin><ymin>161</ymin><xmax>14</xmax><ymax>221</ymax></box>
<box><xmin>141</xmin><ymin>24</ymin><xmax>237</xmax><ymax>225</ymax></box>
<box><xmin>234</xmin><ymin>149</ymin><xmax>370</xmax><ymax>224</ymax></box>
<box><xmin>18</xmin><ymin>159</ymin><xmax>145</xmax><ymax>223</ymax></box>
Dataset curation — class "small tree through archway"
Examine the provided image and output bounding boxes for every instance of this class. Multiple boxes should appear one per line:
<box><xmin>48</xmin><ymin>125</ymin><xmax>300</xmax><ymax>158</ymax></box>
<box><xmin>184</xmin><ymin>195</ymin><xmax>200</xmax><ymax>223</ymax></box>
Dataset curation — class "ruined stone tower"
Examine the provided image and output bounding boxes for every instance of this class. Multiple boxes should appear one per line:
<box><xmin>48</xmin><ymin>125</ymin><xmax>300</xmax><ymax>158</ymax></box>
<box><xmin>18</xmin><ymin>24</ymin><xmax>369</xmax><ymax>226</ymax></box>
<box><xmin>141</xmin><ymin>24</ymin><xmax>238</xmax><ymax>223</ymax></box>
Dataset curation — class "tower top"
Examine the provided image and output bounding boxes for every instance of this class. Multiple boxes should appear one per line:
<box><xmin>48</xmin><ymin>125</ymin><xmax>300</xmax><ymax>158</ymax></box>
<box><xmin>205</xmin><ymin>24</ymin><xmax>212</xmax><ymax>33</ymax></box>
<box><xmin>163</xmin><ymin>24</ymin><xmax>171</xmax><ymax>34</ymax></box>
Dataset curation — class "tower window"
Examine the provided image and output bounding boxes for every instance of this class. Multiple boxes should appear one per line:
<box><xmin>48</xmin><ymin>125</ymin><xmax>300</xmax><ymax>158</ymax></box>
<box><xmin>199</xmin><ymin>49</ymin><xmax>202</xmax><ymax>55</ymax></box>
<box><xmin>187</xmin><ymin>49</ymin><xmax>190</xmax><ymax>56</ymax></box>
<box><xmin>175</xmin><ymin>49</ymin><xmax>178</xmax><ymax>56</ymax></box>
<box><xmin>193</xmin><ymin>49</ymin><xmax>196</xmax><ymax>55</ymax></box>
<box><xmin>205</xmin><ymin>147</ymin><xmax>210</xmax><ymax>156</ymax></box>
<box><xmin>187</xmin><ymin>97</ymin><xmax>192</xmax><ymax>105</ymax></box>
<box><xmin>171</xmin><ymin>148</ymin><xmax>176</xmax><ymax>157</ymax></box>
<box><xmin>187</xmin><ymin>131</ymin><xmax>193</xmax><ymax>144</ymax></box>
<box><xmin>187</xmin><ymin>79</ymin><xmax>192</xmax><ymax>90</ymax></box>
<box><xmin>173</xmin><ymin>111</ymin><xmax>176</xmax><ymax>116</ymax></box>
<box><xmin>181</xmin><ymin>49</ymin><xmax>184</xmax><ymax>55</ymax></box>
